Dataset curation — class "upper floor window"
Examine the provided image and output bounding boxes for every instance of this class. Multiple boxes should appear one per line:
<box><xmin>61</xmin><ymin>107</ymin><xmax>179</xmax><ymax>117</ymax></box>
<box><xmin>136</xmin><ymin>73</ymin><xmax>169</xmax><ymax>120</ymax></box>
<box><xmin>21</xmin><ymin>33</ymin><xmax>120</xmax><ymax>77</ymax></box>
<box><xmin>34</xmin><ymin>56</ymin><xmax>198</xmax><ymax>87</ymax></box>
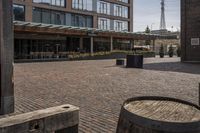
<box><xmin>71</xmin><ymin>14</ymin><xmax>93</xmax><ymax>28</ymax></box>
<box><xmin>33</xmin><ymin>0</ymin><xmax>66</xmax><ymax>7</ymax></box>
<box><xmin>98</xmin><ymin>18</ymin><xmax>110</xmax><ymax>30</ymax></box>
<box><xmin>114</xmin><ymin>4</ymin><xmax>128</xmax><ymax>18</ymax></box>
<box><xmin>97</xmin><ymin>1</ymin><xmax>110</xmax><ymax>15</ymax></box>
<box><xmin>13</xmin><ymin>4</ymin><xmax>25</xmax><ymax>21</ymax></box>
<box><xmin>114</xmin><ymin>20</ymin><xmax>128</xmax><ymax>31</ymax></box>
<box><xmin>72</xmin><ymin>0</ymin><xmax>93</xmax><ymax>11</ymax></box>
<box><xmin>117</xmin><ymin>0</ymin><xmax>128</xmax><ymax>3</ymax></box>
<box><xmin>32</xmin><ymin>7</ymin><xmax>65</xmax><ymax>25</ymax></box>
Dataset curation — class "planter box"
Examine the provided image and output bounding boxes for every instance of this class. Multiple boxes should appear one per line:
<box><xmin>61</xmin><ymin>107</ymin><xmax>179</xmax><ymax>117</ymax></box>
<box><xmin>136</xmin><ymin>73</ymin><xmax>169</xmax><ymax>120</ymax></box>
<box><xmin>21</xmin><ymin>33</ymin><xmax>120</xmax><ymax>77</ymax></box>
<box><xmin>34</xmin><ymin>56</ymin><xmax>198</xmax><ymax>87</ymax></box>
<box><xmin>116</xmin><ymin>59</ymin><xmax>125</xmax><ymax>66</ymax></box>
<box><xmin>126</xmin><ymin>54</ymin><xmax>143</xmax><ymax>68</ymax></box>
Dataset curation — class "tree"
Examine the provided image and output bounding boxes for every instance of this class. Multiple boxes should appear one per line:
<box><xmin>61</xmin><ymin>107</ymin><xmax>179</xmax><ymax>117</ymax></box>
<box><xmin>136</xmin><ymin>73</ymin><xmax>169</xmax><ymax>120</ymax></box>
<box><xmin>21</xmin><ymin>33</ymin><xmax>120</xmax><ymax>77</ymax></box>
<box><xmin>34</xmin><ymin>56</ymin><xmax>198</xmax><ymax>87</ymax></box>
<box><xmin>145</xmin><ymin>26</ymin><xmax>151</xmax><ymax>33</ymax></box>
<box><xmin>145</xmin><ymin>26</ymin><xmax>151</xmax><ymax>46</ymax></box>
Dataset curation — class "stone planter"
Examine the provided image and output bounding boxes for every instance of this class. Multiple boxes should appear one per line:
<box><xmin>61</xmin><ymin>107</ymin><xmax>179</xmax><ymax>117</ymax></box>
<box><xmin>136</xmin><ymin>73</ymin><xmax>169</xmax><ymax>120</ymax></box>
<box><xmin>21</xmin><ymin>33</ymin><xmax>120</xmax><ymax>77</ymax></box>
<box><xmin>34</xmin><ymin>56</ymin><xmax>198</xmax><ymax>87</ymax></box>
<box><xmin>116</xmin><ymin>59</ymin><xmax>125</xmax><ymax>66</ymax></box>
<box><xmin>126</xmin><ymin>54</ymin><xmax>143</xmax><ymax>68</ymax></box>
<box><xmin>160</xmin><ymin>54</ymin><xmax>164</xmax><ymax>58</ymax></box>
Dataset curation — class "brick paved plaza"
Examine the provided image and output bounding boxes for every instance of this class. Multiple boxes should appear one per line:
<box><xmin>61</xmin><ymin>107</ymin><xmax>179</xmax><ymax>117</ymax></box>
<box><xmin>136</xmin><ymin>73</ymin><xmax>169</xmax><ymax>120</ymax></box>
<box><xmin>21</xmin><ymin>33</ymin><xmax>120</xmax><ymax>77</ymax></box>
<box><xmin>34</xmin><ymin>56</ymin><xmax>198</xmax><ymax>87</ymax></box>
<box><xmin>12</xmin><ymin>57</ymin><xmax>200</xmax><ymax>133</ymax></box>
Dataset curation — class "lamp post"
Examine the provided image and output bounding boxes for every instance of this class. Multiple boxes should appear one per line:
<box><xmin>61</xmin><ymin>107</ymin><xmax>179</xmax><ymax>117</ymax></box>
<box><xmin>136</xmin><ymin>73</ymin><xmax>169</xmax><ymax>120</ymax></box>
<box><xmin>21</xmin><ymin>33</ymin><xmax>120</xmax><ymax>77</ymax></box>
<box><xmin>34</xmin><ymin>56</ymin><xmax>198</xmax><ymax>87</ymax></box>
<box><xmin>151</xmin><ymin>23</ymin><xmax>155</xmax><ymax>32</ymax></box>
<box><xmin>56</xmin><ymin>44</ymin><xmax>60</xmax><ymax>58</ymax></box>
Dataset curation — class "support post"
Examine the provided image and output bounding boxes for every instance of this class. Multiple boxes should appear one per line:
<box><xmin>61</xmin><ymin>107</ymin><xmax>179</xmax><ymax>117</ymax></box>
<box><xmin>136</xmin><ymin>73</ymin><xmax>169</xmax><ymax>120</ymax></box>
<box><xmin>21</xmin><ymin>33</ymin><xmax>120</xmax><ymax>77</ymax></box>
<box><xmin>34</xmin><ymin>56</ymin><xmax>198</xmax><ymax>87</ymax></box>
<box><xmin>79</xmin><ymin>37</ymin><xmax>83</xmax><ymax>50</ymax></box>
<box><xmin>130</xmin><ymin>40</ymin><xmax>134</xmax><ymax>50</ymax></box>
<box><xmin>199</xmin><ymin>83</ymin><xmax>200</xmax><ymax>106</ymax></box>
<box><xmin>0</xmin><ymin>0</ymin><xmax>14</xmax><ymax>114</ymax></box>
<box><xmin>110</xmin><ymin>36</ymin><xmax>113</xmax><ymax>52</ymax></box>
<box><xmin>90</xmin><ymin>37</ymin><xmax>94</xmax><ymax>54</ymax></box>
<box><xmin>153</xmin><ymin>39</ymin><xmax>155</xmax><ymax>51</ymax></box>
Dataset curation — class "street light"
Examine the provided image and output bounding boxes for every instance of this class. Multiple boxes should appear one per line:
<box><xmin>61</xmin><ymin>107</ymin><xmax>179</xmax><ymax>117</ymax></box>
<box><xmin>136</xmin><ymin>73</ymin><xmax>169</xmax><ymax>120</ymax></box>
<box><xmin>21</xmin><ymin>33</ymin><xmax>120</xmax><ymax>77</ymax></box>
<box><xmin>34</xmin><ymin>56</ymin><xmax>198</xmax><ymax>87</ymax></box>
<box><xmin>151</xmin><ymin>23</ymin><xmax>155</xmax><ymax>32</ymax></box>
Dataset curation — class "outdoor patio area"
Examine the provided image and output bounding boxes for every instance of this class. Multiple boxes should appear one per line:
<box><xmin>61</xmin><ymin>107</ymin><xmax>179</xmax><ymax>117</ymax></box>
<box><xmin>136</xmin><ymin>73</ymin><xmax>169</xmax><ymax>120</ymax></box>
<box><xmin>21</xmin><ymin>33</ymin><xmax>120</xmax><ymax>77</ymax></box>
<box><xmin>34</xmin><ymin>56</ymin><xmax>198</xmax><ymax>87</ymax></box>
<box><xmin>11</xmin><ymin>57</ymin><xmax>200</xmax><ymax>132</ymax></box>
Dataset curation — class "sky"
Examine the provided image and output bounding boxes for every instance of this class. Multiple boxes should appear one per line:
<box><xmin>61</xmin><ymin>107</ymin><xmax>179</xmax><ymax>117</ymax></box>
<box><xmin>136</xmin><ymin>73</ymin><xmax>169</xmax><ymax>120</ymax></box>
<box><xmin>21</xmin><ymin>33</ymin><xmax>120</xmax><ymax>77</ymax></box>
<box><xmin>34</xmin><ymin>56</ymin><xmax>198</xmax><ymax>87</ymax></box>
<box><xmin>134</xmin><ymin>0</ymin><xmax>180</xmax><ymax>32</ymax></box>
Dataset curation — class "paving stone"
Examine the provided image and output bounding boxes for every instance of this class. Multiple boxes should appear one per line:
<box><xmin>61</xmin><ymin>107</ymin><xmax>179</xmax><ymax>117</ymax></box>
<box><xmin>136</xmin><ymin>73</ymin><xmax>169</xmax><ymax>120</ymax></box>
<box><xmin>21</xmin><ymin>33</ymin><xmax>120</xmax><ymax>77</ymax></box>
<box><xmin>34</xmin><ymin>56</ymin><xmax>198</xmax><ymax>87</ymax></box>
<box><xmin>2</xmin><ymin>57</ymin><xmax>200</xmax><ymax>133</ymax></box>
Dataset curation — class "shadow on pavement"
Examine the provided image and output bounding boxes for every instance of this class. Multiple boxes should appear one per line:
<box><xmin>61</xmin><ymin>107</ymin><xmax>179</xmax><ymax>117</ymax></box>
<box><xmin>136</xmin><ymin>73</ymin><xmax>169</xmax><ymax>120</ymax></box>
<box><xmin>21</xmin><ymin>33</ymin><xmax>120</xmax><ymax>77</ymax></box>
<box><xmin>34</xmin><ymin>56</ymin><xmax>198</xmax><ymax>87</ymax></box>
<box><xmin>144</xmin><ymin>61</ymin><xmax>200</xmax><ymax>75</ymax></box>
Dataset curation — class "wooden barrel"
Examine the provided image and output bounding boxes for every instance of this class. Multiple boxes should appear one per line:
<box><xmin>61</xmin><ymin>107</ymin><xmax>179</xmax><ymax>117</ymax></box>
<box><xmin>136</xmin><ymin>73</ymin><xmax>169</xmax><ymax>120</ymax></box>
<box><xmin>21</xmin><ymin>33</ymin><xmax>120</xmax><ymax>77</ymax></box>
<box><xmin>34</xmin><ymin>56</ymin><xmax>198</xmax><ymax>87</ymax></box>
<box><xmin>116</xmin><ymin>96</ymin><xmax>200</xmax><ymax>133</ymax></box>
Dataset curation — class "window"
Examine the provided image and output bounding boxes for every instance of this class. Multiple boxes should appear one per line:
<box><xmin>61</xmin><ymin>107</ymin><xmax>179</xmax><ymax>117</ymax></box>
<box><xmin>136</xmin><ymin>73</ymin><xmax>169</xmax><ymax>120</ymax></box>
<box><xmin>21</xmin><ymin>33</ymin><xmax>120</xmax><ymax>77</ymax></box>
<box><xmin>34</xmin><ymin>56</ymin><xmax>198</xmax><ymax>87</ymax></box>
<box><xmin>32</xmin><ymin>8</ymin><xmax>65</xmax><ymax>25</ymax></box>
<box><xmin>114</xmin><ymin>4</ymin><xmax>128</xmax><ymax>18</ymax></box>
<box><xmin>71</xmin><ymin>14</ymin><xmax>93</xmax><ymax>28</ymax></box>
<box><xmin>51</xmin><ymin>11</ymin><xmax>65</xmax><ymax>25</ymax></box>
<box><xmin>117</xmin><ymin>0</ymin><xmax>128</xmax><ymax>3</ymax></box>
<box><xmin>114</xmin><ymin>20</ymin><xmax>128</xmax><ymax>31</ymax></box>
<box><xmin>13</xmin><ymin>4</ymin><xmax>25</xmax><ymax>21</ymax></box>
<box><xmin>72</xmin><ymin>0</ymin><xmax>93</xmax><ymax>11</ymax></box>
<box><xmin>98</xmin><ymin>18</ymin><xmax>110</xmax><ymax>30</ymax></box>
<box><xmin>33</xmin><ymin>0</ymin><xmax>65</xmax><ymax>7</ymax></box>
<box><xmin>33</xmin><ymin>8</ymin><xmax>41</xmax><ymax>23</ymax></box>
<box><xmin>51</xmin><ymin>0</ymin><xmax>56</xmax><ymax>5</ymax></box>
<box><xmin>42</xmin><ymin>9</ymin><xmax>51</xmax><ymax>24</ymax></box>
<box><xmin>97</xmin><ymin>1</ymin><xmax>110</xmax><ymax>15</ymax></box>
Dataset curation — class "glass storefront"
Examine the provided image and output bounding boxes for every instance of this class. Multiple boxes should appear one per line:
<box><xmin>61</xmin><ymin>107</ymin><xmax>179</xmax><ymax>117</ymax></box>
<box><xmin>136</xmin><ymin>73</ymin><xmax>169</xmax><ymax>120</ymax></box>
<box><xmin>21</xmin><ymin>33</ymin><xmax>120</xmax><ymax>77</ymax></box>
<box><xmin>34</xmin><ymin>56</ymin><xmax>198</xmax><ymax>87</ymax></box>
<box><xmin>14</xmin><ymin>35</ymin><xmax>91</xmax><ymax>60</ymax></box>
<box><xmin>14</xmin><ymin>34</ymin><xmax>118</xmax><ymax>60</ymax></box>
<box><xmin>14</xmin><ymin>39</ymin><xmax>67</xmax><ymax>59</ymax></box>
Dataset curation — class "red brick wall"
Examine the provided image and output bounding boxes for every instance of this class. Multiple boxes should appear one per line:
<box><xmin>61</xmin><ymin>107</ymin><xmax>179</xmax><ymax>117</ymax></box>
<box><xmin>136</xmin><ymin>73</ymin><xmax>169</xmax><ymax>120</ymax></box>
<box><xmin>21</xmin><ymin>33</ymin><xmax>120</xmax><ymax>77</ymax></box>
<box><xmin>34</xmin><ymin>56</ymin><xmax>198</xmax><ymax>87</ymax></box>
<box><xmin>181</xmin><ymin>0</ymin><xmax>200</xmax><ymax>62</ymax></box>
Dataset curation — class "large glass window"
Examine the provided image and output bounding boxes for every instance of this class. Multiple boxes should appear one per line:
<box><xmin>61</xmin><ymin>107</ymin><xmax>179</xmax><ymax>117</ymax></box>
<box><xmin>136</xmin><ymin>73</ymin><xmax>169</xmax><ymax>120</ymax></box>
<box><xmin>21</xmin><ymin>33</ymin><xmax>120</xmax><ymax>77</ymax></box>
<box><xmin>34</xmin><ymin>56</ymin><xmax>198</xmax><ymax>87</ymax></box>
<box><xmin>98</xmin><ymin>18</ymin><xmax>110</xmax><ymax>30</ymax></box>
<box><xmin>72</xmin><ymin>0</ymin><xmax>93</xmax><ymax>11</ymax></box>
<box><xmin>71</xmin><ymin>14</ymin><xmax>93</xmax><ymax>28</ymax></box>
<box><xmin>114</xmin><ymin>20</ymin><xmax>128</xmax><ymax>31</ymax></box>
<box><xmin>117</xmin><ymin>0</ymin><xmax>128</xmax><ymax>3</ymax></box>
<box><xmin>114</xmin><ymin>4</ymin><xmax>128</xmax><ymax>18</ymax></box>
<box><xmin>33</xmin><ymin>8</ymin><xmax>42</xmax><ymax>23</ymax></box>
<box><xmin>33</xmin><ymin>0</ymin><xmax>65</xmax><ymax>7</ymax></box>
<box><xmin>97</xmin><ymin>0</ymin><xmax>110</xmax><ymax>15</ymax></box>
<box><xmin>42</xmin><ymin>9</ymin><xmax>51</xmax><ymax>24</ymax></box>
<box><xmin>32</xmin><ymin>8</ymin><xmax>65</xmax><ymax>25</ymax></box>
<box><xmin>13</xmin><ymin>4</ymin><xmax>25</xmax><ymax>21</ymax></box>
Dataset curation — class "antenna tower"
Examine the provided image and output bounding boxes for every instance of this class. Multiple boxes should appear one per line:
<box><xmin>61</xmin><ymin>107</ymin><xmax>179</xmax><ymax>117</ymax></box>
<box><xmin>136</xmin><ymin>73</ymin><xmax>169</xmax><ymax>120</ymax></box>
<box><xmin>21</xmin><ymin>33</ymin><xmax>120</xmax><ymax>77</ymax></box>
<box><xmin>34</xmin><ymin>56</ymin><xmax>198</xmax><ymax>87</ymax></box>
<box><xmin>160</xmin><ymin>0</ymin><xmax>166</xmax><ymax>30</ymax></box>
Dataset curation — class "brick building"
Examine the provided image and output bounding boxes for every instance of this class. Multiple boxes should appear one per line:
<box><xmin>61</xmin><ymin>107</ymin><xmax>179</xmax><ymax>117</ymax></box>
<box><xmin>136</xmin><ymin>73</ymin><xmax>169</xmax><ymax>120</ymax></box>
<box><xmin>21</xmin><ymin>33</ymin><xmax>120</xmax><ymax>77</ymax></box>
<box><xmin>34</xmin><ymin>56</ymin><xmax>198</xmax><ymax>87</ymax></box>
<box><xmin>181</xmin><ymin>0</ymin><xmax>200</xmax><ymax>62</ymax></box>
<box><xmin>13</xmin><ymin>0</ymin><xmax>155</xmax><ymax>61</ymax></box>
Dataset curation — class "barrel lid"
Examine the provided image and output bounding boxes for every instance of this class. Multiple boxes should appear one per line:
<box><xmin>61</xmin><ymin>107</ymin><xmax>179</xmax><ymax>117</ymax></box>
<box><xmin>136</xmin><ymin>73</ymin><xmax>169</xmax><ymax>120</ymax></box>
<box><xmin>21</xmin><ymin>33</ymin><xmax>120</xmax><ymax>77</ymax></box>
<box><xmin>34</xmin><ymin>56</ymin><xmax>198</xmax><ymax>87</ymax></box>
<box><xmin>124</xmin><ymin>97</ymin><xmax>200</xmax><ymax>123</ymax></box>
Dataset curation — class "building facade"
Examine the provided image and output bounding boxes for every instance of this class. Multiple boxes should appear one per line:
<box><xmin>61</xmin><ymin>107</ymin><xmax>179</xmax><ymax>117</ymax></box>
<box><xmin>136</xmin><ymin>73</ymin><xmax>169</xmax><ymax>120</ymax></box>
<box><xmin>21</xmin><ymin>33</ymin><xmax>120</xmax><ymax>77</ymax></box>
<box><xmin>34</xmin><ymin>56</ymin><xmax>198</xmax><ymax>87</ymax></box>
<box><xmin>13</xmin><ymin>0</ymin><xmax>133</xmax><ymax>32</ymax></box>
<box><xmin>13</xmin><ymin>0</ymin><xmax>136</xmax><ymax>60</ymax></box>
<box><xmin>181</xmin><ymin>0</ymin><xmax>200</xmax><ymax>62</ymax></box>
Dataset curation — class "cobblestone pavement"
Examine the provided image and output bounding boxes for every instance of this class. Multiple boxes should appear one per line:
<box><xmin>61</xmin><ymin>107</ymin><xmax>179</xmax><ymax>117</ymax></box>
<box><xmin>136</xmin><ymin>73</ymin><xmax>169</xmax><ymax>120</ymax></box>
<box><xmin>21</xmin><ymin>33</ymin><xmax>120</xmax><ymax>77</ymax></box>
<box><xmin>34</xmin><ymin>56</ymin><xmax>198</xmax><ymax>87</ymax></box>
<box><xmin>12</xmin><ymin>57</ymin><xmax>200</xmax><ymax>133</ymax></box>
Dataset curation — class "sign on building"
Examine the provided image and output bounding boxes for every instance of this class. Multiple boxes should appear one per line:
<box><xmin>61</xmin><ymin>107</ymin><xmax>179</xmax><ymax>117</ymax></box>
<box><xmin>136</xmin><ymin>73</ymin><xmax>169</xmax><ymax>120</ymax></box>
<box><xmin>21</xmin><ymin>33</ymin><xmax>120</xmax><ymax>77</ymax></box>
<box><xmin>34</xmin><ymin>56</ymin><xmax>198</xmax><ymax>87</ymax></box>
<box><xmin>191</xmin><ymin>38</ymin><xmax>200</xmax><ymax>46</ymax></box>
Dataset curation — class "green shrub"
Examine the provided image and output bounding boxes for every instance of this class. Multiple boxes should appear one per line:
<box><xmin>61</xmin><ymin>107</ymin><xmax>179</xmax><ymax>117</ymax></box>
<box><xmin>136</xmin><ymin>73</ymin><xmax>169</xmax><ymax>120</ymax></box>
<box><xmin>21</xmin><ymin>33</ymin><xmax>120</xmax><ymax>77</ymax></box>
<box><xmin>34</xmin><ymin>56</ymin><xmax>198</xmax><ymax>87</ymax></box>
<box><xmin>176</xmin><ymin>45</ymin><xmax>181</xmax><ymax>57</ymax></box>
<box><xmin>159</xmin><ymin>44</ymin><xmax>164</xmax><ymax>58</ymax></box>
<box><xmin>168</xmin><ymin>45</ymin><xmax>174</xmax><ymax>57</ymax></box>
<box><xmin>68</xmin><ymin>50</ymin><xmax>155</xmax><ymax>60</ymax></box>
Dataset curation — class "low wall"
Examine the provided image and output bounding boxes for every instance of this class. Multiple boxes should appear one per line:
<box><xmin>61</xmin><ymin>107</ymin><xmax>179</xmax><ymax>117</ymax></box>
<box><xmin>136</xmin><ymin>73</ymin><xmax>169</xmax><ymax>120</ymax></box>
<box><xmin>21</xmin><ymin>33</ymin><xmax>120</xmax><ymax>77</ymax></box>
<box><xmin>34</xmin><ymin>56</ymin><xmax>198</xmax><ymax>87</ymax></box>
<box><xmin>15</xmin><ymin>51</ymin><xmax>156</xmax><ymax>63</ymax></box>
<box><xmin>0</xmin><ymin>104</ymin><xmax>79</xmax><ymax>133</ymax></box>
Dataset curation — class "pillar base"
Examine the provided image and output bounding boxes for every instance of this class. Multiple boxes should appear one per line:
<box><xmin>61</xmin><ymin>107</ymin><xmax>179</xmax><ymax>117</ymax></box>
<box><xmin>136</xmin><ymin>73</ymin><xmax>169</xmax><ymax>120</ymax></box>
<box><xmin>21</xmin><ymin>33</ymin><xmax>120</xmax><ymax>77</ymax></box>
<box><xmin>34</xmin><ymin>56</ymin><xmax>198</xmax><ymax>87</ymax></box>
<box><xmin>0</xmin><ymin>96</ymin><xmax>14</xmax><ymax>115</ymax></box>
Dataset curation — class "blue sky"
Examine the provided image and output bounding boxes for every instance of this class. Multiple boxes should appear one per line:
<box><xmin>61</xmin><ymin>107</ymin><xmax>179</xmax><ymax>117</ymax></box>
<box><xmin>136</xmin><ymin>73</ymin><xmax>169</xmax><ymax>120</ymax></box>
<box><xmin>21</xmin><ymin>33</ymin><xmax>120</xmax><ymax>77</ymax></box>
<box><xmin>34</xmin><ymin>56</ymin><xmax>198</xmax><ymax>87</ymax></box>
<box><xmin>134</xmin><ymin>0</ymin><xmax>180</xmax><ymax>32</ymax></box>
